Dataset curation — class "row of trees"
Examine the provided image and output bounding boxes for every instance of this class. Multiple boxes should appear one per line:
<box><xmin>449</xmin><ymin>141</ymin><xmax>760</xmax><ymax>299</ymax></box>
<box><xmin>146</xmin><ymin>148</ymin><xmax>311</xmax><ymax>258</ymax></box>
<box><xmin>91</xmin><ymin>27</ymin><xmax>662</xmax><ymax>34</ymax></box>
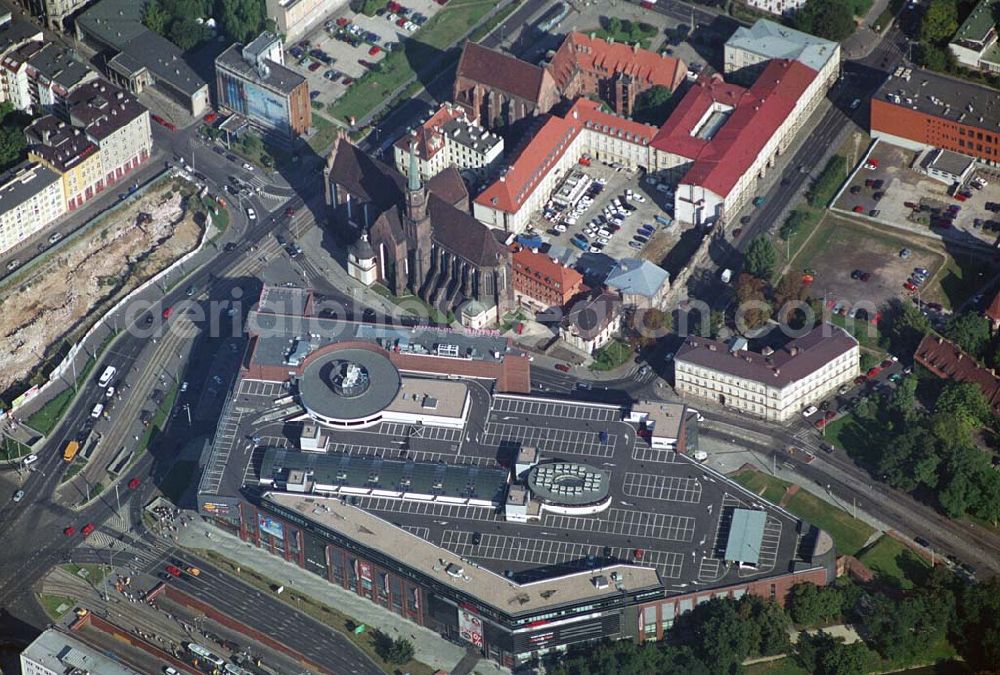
<box><xmin>143</xmin><ymin>0</ymin><xmax>269</xmax><ymax>51</ymax></box>
<box><xmin>0</xmin><ymin>101</ymin><xmax>28</xmax><ymax>173</ymax></box>
<box><xmin>553</xmin><ymin>572</ymin><xmax>1000</xmax><ymax>674</ymax></box>
<box><xmin>793</xmin><ymin>0</ymin><xmax>856</xmax><ymax>41</ymax></box>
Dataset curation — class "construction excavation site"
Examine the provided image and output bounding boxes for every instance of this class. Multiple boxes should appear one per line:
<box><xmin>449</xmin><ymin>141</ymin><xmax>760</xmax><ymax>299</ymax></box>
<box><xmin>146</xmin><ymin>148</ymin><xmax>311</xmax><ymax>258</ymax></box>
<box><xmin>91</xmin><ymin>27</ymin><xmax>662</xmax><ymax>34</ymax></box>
<box><xmin>0</xmin><ymin>178</ymin><xmax>205</xmax><ymax>394</ymax></box>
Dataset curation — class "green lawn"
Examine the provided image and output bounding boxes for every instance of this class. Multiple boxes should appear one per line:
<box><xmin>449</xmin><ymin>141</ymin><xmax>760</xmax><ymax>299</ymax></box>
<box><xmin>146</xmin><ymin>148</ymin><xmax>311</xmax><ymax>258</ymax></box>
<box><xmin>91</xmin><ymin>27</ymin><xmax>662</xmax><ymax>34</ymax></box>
<box><xmin>329</xmin><ymin>0</ymin><xmax>502</xmax><ymax>123</ymax></box>
<box><xmin>731</xmin><ymin>467</ymin><xmax>791</xmax><ymax>505</ymax></box>
<box><xmin>160</xmin><ymin>460</ymin><xmax>198</xmax><ymax>503</ymax></box>
<box><xmin>38</xmin><ymin>594</ymin><xmax>76</xmax><ymax>620</ymax></box>
<box><xmin>307</xmin><ymin>113</ymin><xmax>341</xmax><ymax>154</ymax></box>
<box><xmin>745</xmin><ymin>658</ymin><xmax>809</xmax><ymax>675</ymax></box>
<box><xmin>63</xmin><ymin>563</ymin><xmax>107</xmax><ymax>585</ymax></box>
<box><xmin>784</xmin><ymin>489</ymin><xmax>875</xmax><ymax>557</ymax></box>
<box><xmin>927</xmin><ymin>250</ymin><xmax>994</xmax><ymax>311</ymax></box>
<box><xmin>857</xmin><ymin>536</ymin><xmax>929</xmax><ymax>590</ymax></box>
<box><xmin>195</xmin><ymin>549</ymin><xmax>435</xmax><ymax>675</ymax></box>
<box><xmin>777</xmin><ymin>206</ymin><xmax>824</xmax><ymax>271</ymax></box>
<box><xmin>1</xmin><ymin>435</ymin><xmax>32</xmax><ymax>461</ymax></box>
<box><xmin>590</xmin><ymin>339</ymin><xmax>632</xmax><ymax>372</ymax></box>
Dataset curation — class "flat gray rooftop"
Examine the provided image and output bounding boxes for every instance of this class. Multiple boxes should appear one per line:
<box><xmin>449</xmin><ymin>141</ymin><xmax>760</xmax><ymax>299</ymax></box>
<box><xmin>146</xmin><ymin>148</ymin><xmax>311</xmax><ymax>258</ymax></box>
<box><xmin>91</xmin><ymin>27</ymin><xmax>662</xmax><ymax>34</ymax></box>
<box><xmin>298</xmin><ymin>348</ymin><xmax>401</xmax><ymax>422</ymax></box>
<box><xmin>875</xmin><ymin>65</ymin><xmax>1000</xmax><ymax>134</ymax></box>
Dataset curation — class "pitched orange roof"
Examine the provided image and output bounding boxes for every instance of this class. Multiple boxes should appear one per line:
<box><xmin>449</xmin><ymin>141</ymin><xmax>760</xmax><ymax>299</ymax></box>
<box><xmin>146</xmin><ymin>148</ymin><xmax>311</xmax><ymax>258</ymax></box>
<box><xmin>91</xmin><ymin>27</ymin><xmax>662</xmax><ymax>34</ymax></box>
<box><xmin>394</xmin><ymin>104</ymin><xmax>464</xmax><ymax>161</ymax></box>
<box><xmin>511</xmin><ymin>244</ymin><xmax>585</xmax><ymax>303</ymax></box>
<box><xmin>549</xmin><ymin>32</ymin><xmax>687</xmax><ymax>93</ymax></box>
<box><xmin>915</xmin><ymin>334</ymin><xmax>1000</xmax><ymax>417</ymax></box>
<box><xmin>986</xmin><ymin>290</ymin><xmax>1000</xmax><ymax>323</ymax></box>
<box><xmin>474</xmin><ymin>98</ymin><xmax>656</xmax><ymax>214</ymax></box>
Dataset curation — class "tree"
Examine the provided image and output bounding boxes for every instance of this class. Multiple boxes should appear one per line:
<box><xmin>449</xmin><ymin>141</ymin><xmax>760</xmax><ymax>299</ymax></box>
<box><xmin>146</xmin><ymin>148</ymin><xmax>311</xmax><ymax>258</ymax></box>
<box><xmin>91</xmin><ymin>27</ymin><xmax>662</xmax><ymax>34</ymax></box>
<box><xmin>921</xmin><ymin>0</ymin><xmax>959</xmax><ymax>44</ymax></box>
<box><xmin>735</xmin><ymin>273</ymin><xmax>771</xmax><ymax>332</ymax></box>
<box><xmin>796</xmin><ymin>631</ymin><xmax>876</xmax><ymax>675</ymax></box>
<box><xmin>888</xmin><ymin>374</ymin><xmax>918</xmax><ymax>423</ymax></box>
<box><xmin>744</xmin><ymin>236</ymin><xmax>777</xmax><ymax>278</ymax></box>
<box><xmin>630</xmin><ymin>307</ymin><xmax>672</xmax><ymax>347</ymax></box>
<box><xmin>788</xmin><ymin>582</ymin><xmax>843</xmax><ymax>626</ymax></box>
<box><xmin>794</xmin><ymin>0</ymin><xmax>854</xmax><ymax>43</ymax></box>
<box><xmin>142</xmin><ymin>0</ymin><xmax>170</xmax><ymax>35</ymax></box>
<box><xmin>944</xmin><ymin>311</ymin><xmax>991</xmax><ymax>360</ymax></box>
<box><xmin>218</xmin><ymin>0</ymin><xmax>267</xmax><ymax>43</ymax></box>
<box><xmin>632</xmin><ymin>85</ymin><xmax>672</xmax><ymax>124</ymax></box>
<box><xmin>773</xmin><ymin>272</ymin><xmax>806</xmax><ymax>316</ymax></box>
<box><xmin>954</xmin><ymin>578</ymin><xmax>1000</xmax><ymax>672</ymax></box>
<box><xmin>169</xmin><ymin>17</ymin><xmax>210</xmax><ymax>51</ymax></box>
<box><xmin>936</xmin><ymin>381</ymin><xmax>990</xmax><ymax>432</ymax></box>
<box><xmin>372</xmin><ymin>630</ymin><xmax>414</xmax><ymax>664</ymax></box>
<box><xmin>780</xmin><ymin>209</ymin><xmax>809</xmax><ymax>241</ymax></box>
<box><xmin>877</xmin><ymin>425</ymin><xmax>939</xmax><ymax>492</ymax></box>
<box><xmin>862</xmin><ymin>595</ymin><xmax>925</xmax><ymax>661</ymax></box>
<box><xmin>880</xmin><ymin>299</ymin><xmax>931</xmax><ymax>356</ymax></box>
<box><xmin>859</xmin><ymin>352</ymin><xmax>879</xmax><ymax>373</ymax></box>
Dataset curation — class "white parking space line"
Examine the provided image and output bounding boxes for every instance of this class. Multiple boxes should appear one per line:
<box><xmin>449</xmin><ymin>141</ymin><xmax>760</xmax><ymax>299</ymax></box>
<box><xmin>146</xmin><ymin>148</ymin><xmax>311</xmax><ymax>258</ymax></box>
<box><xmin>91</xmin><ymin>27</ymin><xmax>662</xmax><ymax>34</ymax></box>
<box><xmin>440</xmin><ymin>532</ymin><xmax>685</xmax><ymax>579</ymax></box>
<box><xmin>631</xmin><ymin>447</ymin><xmax>677</xmax><ymax>464</ymax></box>
<box><xmin>482</xmin><ymin>423</ymin><xmax>615</xmax><ymax>458</ymax></box>
<box><xmin>400</xmin><ymin>526</ymin><xmax>430</xmax><ymax>540</ymax></box>
<box><xmin>491</xmin><ymin>397</ymin><xmax>620</xmax><ymax>422</ymax></box>
<box><xmin>353</xmin><ymin>497</ymin><xmax>499</xmax><ymax>520</ymax></box>
<box><xmin>543</xmin><ymin>508</ymin><xmax>696</xmax><ymax>542</ymax></box>
<box><xmin>623</xmin><ymin>473</ymin><xmax>702</xmax><ymax>503</ymax></box>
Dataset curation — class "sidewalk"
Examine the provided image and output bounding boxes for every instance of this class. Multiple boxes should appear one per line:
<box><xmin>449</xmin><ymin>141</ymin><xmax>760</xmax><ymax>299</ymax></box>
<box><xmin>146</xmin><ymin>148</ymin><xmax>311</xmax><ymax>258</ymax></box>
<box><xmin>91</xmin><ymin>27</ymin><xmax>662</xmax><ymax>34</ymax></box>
<box><xmin>175</xmin><ymin>518</ymin><xmax>509</xmax><ymax>675</ymax></box>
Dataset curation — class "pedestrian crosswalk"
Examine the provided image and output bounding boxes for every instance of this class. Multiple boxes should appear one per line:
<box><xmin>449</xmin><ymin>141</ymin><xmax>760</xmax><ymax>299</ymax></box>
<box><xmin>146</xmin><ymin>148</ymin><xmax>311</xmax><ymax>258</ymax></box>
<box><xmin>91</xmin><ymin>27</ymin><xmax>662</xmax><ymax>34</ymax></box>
<box><xmin>84</xmin><ymin>529</ymin><xmax>177</xmax><ymax>572</ymax></box>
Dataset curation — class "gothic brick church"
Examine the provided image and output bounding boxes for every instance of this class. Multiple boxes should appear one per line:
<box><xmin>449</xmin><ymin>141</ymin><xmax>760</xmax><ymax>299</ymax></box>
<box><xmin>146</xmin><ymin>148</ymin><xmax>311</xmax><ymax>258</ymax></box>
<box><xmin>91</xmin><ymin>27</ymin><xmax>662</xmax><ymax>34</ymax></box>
<box><xmin>323</xmin><ymin>131</ymin><xmax>513</xmax><ymax>323</ymax></box>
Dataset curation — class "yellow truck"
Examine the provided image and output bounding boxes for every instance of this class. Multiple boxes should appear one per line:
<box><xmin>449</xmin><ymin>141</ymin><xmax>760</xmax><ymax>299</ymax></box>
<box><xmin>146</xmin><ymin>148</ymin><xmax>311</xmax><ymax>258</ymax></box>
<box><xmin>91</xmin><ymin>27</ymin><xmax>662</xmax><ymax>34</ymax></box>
<box><xmin>63</xmin><ymin>441</ymin><xmax>80</xmax><ymax>462</ymax></box>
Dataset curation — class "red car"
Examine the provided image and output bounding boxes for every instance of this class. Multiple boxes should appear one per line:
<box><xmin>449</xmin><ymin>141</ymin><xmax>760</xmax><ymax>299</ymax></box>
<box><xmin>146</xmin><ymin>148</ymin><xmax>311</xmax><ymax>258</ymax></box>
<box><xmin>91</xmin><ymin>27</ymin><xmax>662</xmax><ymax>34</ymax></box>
<box><xmin>397</xmin><ymin>17</ymin><xmax>407</xmax><ymax>26</ymax></box>
<box><xmin>162</xmin><ymin>306</ymin><xmax>173</xmax><ymax>319</ymax></box>
<box><xmin>128</xmin><ymin>477</ymin><xmax>141</xmax><ymax>490</ymax></box>
<box><xmin>336</xmin><ymin>16</ymin><xmax>348</xmax><ymax>26</ymax></box>
<box><xmin>81</xmin><ymin>523</ymin><xmax>95</xmax><ymax>536</ymax></box>
<box><xmin>165</xmin><ymin>565</ymin><xmax>182</xmax><ymax>577</ymax></box>
<box><xmin>387</xmin><ymin>0</ymin><xmax>401</xmax><ymax>11</ymax></box>
<box><xmin>867</xmin><ymin>366</ymin><xmax>881</xmax><ymax>378</ymax></box>
<box><xmin>63</xmin><ymin>526</ymin><xmax>76</xmax><ymax>536</ymax></box>
<box><xmin>309</xmin><ymin>61</ymin><xmax>322</xmax><ymax>71</ymax></box>
<box><xmin>814</xmin><ymin>418</ymin><xmax>828</xmax><ymax>429</ymax></box>
<box><xmin>285</xmin><ymin>207</ymin><xmax>296</xmax><ymax>217</ymax></box>
<box><xmin>903</xmin><ymin>281</ymin><xmax>917</xmax><ymax>292</ymax></box>
<box><xmin>853</xmin><ymin>205</ymin><xmax>864</xmax><ymax>213</ymax></box>
<box><xmin>554</xmin><ymin>363</ymin><xmax>571</xmax><ymax>372</ymax></box>
<box><xmin>202</xmin><ymin>112</ymin><xmax>217</xmax><ymax>124</ymax></box>
<box><xmin>342</xmin><ymin>77</ymin><xmax>354</xmax><ymax>86</ymax></box>
<box><xmin>825</xmin><ymin>410</ymin><xmax>836</xmax><ymax>421</ymax></box>
<box><xmin>368</xmin><ymin>45</ymin><xmax>381</xmax><ymax>56</ymax></box>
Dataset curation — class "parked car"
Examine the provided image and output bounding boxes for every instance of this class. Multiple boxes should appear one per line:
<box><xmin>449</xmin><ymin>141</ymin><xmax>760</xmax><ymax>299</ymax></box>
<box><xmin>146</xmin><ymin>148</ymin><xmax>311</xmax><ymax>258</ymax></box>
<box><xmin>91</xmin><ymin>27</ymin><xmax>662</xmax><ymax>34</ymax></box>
<box><xmin>554</xmin><ymin>363</ymin><xmax>571</xmax><ymax>372</ymax></box>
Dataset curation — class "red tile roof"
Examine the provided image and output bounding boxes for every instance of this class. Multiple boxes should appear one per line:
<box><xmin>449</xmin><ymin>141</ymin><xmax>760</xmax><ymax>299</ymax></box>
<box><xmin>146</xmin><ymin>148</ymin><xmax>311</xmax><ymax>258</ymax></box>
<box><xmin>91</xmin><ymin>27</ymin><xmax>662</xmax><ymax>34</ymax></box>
<box><xmin>915</xmin><ymin>334</ymin><xmax>1000</xmax><ymax>417</ymax></box>
<box><xmin>456</xmin><ymin>41</ymin><xmax>550</xmax><ymax>105</ymax></box>
<box><xmin>549</xmin><ymin>32</ymin><xmax>687</xmax><ymax>93</ymax></box>
<box><xmin>986</xmin><ymin>290</ymin><xmax>1000</xmax><ymax>323</ymax></box>
<box><xmin>651</xmin><ymin>59</ymin><xmax>817</xmax><ymax>197</ymax></box>
<box><xmin>475</xmin><ymin>98</ymin><xmax>656</xmax><ymax>214</ymax></box>
<box><xmin>511</xmin><ymin>244</ymin><xmax>585</xmax><ymax>305</ymax></box>
<box><xmin>394</xmin><ymin>104</ymin><xmax>464</xmax><ymax>161</ymax></box>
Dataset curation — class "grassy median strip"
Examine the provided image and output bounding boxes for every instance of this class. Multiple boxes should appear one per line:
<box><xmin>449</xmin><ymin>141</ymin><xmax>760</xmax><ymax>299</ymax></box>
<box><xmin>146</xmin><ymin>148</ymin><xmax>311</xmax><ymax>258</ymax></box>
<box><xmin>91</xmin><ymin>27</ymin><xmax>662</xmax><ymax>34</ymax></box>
<box><xmin>730</xmin><ymin>467</ymin><xmax>874</xmax><ymax>556</ymax></box>
<box><xmin>195</xmin><ymin>549</ymin><xmax>435</xmax><ymax>675</ymax></box>
<box><xmin>39</xmin><ymin>594</ymin><xmax>76</xmax><ymax>620</ymax></box>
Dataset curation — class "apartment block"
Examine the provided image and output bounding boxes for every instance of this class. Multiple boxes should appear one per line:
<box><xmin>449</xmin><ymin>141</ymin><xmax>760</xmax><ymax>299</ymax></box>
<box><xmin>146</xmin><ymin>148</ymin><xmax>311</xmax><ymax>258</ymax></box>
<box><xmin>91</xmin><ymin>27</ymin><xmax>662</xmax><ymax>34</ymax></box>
<box><xmin>26</xmin><ymin>116</ymin><xmax>104</xmax><ymax>210</ymax></box>
<box><xmin>0</xmin><ymin>161</ymin><xmax>66</xmax><ymax>255</ymax></box>
<box><xmin>510</xmin><ymin>243</ymin><xmax>586</xmax><ymax>310</ymax></box>
<box><xmin>394</xmin><ymin>103</ymin><xmax>503</xmax><ymax>183</ymax></box>
<box><xmin>67</xmin><ymin>79</ymin><xmax>152</xmax><ymax>188</ymax></box>
<box><xmin>674</xmin><ymin>324</ymin><xmax>859</xmax><ymax>422</ymax></box>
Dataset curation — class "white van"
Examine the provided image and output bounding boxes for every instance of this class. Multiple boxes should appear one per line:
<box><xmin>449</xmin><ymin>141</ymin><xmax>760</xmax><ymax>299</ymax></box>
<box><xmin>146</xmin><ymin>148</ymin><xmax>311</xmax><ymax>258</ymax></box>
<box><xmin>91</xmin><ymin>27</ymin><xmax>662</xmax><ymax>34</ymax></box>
<box><xmin>91</xmin><ymin>403</ymin><xmax>104</xmax><ymax>419</ymax></box>
<box><xmin>720</xmin><ymin>269</ymin><xmax>732</xmax><ymax>283</ymax></box>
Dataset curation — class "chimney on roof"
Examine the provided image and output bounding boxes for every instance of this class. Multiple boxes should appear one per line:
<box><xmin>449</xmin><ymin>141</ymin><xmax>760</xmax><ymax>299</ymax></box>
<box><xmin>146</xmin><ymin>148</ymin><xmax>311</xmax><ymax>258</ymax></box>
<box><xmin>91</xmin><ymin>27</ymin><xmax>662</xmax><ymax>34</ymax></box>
<box><xmin>762</xmin><ymin>346</ymin><xmax>774</xmax><ymax>357</ymax></box>
<box><xmin>789</xmin><ymin>346</ymin><xmax>799</xmax><ymax>357</ymax></box>
<box><xmin>774</xmin><ymin>369</ymin><xmax>780</xmax><ymax>377</ymax></box>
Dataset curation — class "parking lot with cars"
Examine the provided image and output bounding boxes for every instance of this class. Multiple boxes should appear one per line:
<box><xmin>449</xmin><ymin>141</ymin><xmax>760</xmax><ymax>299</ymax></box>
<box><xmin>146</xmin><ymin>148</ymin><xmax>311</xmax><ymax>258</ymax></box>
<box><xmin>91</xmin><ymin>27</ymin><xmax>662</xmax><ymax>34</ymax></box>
<box><xmin>528</xmin><ymin>160</ymin><xmax>682</xmax><ymax>275</ymax></box>
<box><xmin>836</xmin><ymin>141</ymin><xmax>1000</xmax><ymax>245</ymax></box>
<box><xmin>284</xmin><ymin>0</ymin><xmax>443</xmax><ymax>108</ymax></box>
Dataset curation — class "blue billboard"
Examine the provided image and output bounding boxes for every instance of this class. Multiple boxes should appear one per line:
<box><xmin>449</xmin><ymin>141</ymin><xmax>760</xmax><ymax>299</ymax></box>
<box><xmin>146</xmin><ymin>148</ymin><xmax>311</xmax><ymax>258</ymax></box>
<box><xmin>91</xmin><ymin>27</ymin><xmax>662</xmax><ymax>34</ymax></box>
<box><xmin>221</xmin><ymin>73</ymin><xmax>290</xmax><ymax>136</ymax></box>
<box><xmin>258</xmin><ymin>513</ymin><xmax>285</xmax><ymax>539</ymax></box>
